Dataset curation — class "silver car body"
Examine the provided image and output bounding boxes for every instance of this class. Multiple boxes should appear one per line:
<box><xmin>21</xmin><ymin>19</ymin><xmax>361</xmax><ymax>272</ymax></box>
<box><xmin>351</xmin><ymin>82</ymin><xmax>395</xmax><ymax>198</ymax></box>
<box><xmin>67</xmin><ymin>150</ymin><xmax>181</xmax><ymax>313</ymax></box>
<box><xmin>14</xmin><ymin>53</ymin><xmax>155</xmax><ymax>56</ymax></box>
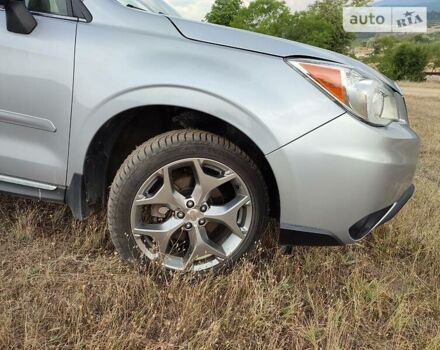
<box><xmin>0</xmin><ymin>0</ymin><xmax>419</xmax><ymax>244</ymax></box>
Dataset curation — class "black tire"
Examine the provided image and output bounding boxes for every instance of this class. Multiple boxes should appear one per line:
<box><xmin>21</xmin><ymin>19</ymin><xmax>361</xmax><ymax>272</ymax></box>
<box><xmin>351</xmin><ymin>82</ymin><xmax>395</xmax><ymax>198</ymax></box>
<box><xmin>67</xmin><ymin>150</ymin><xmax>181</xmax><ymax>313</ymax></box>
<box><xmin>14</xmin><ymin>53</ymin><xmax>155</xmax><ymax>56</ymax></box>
<box><xmin>107</xmin><ymin>129</ymin><xmax>269</xmax><ymax>272</ymax></box>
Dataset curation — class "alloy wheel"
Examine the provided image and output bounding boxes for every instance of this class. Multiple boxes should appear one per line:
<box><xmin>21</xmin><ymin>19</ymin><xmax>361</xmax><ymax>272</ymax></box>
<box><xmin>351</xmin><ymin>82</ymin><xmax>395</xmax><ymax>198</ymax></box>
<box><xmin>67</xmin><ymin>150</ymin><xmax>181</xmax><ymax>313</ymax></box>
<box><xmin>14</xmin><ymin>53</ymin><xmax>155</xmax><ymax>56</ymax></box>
<box><xmin>130</xmin><ymin>158</ymin><xmax>253</xmax><ymax>271</ymax></box>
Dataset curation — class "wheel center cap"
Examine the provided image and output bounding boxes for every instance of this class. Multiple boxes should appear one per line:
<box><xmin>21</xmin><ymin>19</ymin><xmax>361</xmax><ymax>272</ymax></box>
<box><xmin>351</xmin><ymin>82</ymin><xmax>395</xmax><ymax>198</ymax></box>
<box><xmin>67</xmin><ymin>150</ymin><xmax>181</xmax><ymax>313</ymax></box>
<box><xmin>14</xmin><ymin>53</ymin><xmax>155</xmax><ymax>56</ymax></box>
<box><xmin>187</xmin><ymin>209</ymin><xmax>203</xmax><ymax>222</ymax></box>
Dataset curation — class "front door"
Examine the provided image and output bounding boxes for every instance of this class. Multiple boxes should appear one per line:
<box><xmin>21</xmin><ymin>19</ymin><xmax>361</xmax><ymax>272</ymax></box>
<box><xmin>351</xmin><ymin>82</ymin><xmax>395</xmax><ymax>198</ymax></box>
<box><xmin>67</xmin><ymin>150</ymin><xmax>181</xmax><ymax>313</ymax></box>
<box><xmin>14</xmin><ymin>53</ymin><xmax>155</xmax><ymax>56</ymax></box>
<box><xmin>0</xmin><ymin>1</ymin><xmax>76</xmax><ymax>187</ymax></box>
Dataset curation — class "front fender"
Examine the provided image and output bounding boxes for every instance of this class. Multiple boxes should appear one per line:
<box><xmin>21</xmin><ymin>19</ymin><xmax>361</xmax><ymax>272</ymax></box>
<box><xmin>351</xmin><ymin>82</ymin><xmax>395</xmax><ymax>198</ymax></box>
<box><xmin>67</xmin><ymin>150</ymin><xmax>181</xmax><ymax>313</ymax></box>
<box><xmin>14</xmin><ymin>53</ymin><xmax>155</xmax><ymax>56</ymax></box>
<box><xmin>67</xmin><ymin>85</ymin><xmax>278</xmax><ymax>182</ymax></box>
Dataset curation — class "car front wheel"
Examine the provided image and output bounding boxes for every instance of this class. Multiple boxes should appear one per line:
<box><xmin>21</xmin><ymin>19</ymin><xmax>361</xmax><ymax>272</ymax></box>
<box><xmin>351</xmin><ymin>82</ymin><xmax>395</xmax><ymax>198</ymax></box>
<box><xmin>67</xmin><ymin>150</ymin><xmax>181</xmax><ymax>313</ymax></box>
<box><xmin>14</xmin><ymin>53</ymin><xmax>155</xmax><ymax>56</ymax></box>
<box><xmin>108</xmin><ymin>130</ymin><xmax>268</xmax><ymax>272</ymax></box>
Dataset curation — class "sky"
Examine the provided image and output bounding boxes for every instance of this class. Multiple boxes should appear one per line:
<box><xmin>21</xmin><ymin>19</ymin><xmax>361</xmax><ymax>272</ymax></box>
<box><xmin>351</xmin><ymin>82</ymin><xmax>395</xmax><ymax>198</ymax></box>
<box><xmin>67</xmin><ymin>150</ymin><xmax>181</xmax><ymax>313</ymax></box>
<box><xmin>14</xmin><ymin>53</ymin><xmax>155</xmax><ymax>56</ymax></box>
<box><xmin>166</xmin><ymin>0</ymin><xmax>317</xmax><ymax>21</ymax></box>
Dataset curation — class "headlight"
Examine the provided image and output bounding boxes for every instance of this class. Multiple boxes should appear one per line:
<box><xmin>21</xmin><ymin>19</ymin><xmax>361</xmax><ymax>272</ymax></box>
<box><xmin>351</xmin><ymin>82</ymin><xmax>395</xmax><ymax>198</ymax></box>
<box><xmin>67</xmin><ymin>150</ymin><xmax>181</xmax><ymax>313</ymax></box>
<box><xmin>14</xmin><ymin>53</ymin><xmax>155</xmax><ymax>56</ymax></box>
<box><xmin>286</xmin><ymin>59</ymin><xmax>401</xmax><ymax>127</ymax></box>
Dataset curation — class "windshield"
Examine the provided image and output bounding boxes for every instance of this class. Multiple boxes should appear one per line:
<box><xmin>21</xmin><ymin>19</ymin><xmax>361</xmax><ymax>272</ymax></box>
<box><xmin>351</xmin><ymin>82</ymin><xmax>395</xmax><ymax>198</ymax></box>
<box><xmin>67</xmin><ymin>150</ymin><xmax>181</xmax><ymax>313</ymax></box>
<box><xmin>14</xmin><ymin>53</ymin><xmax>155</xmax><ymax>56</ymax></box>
<box><xmin>116</xmin><ymin>0</ymin><xmax>181</xmax><ymax>17</ymax></box>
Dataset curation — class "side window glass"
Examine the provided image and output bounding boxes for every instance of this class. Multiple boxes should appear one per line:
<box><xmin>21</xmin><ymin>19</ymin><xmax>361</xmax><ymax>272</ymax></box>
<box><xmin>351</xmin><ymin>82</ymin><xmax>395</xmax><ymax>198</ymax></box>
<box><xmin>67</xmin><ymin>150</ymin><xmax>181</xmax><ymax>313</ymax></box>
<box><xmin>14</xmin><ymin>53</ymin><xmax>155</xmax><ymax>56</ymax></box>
<box><xmin>25</xmin><ymin>0</ymin><xmax>69</xmax><ymax>16</ymax></box>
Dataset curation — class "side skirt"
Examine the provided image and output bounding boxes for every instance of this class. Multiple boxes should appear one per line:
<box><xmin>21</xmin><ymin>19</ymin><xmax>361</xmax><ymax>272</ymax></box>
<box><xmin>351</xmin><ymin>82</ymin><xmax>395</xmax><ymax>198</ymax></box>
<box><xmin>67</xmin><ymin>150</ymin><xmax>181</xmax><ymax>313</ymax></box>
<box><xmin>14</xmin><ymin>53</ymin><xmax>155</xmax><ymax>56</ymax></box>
<box><xmin>0</xmin><ymin>176</ymin><xmax>65</xmax><ymax>203</ymax></box>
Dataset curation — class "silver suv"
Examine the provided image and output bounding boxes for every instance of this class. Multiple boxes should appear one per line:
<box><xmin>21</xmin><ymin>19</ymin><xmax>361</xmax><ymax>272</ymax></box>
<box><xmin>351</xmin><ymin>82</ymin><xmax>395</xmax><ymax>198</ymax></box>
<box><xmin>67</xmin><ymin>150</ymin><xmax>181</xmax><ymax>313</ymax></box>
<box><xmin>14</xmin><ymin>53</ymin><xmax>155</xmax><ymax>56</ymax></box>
<box><xmin>0</xmin><ymin>0</ymin><xmax>419</xmax><ymax>272</ymax></box>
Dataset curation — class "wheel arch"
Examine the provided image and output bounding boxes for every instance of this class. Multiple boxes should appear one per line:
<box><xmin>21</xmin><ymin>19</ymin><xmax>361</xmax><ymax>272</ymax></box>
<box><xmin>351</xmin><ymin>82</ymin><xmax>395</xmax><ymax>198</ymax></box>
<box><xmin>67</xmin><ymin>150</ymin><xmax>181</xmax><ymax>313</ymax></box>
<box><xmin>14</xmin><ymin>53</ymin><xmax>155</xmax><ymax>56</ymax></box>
<box><xmin>69</xmin><ymin>104</ymin><xmax>280</xmax><ymax>222</ymax></box>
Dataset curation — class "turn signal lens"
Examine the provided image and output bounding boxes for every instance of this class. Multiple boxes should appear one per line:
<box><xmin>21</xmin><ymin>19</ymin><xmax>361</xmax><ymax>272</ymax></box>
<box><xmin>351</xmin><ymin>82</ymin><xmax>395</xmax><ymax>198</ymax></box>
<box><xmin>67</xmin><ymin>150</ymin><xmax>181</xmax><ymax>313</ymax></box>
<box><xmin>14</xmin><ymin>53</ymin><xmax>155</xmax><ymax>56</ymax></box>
<box><xmin>297</xmin><ymin>63</ymin><xmax>346</xmax><ymax>104</ymax></box>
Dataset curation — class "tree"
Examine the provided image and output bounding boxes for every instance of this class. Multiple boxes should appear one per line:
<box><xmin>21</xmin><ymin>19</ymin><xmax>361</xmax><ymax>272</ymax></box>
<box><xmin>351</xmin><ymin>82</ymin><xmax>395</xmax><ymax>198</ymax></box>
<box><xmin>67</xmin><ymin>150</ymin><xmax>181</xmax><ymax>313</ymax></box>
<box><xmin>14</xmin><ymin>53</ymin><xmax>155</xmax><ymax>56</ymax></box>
<box><xmin>230</xmin><ymin>0</ymin><xmax>293</xmax><ymax>38</ymax></box>
<box><xmin>288</xmin><ymin>11</ymin><xmax>334</xmax><ymax>50</ymax></box>
<box><xmin>307</xmin><ymin>0</ymin><xmax>371</xmax><ymax>54</ymax></box>
<box><xmin>379</xmin><ymin>43</ymin><xmax>429</xmax><ymax>81</ymax></box>
<box><xmin>205</xmin><ymin>0</ymin><xmax>243</xmax><ymax>26</ymax></box>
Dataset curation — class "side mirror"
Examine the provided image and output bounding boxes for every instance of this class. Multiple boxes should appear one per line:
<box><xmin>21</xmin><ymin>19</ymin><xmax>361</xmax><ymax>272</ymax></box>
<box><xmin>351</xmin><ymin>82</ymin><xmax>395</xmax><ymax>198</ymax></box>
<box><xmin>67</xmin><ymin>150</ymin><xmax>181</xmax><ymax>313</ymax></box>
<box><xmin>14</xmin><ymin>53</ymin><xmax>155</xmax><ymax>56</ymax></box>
<box><xmin>1</xmin><ymin>0</ymin><xmax>37</xmax><ymax>34</ymax></box>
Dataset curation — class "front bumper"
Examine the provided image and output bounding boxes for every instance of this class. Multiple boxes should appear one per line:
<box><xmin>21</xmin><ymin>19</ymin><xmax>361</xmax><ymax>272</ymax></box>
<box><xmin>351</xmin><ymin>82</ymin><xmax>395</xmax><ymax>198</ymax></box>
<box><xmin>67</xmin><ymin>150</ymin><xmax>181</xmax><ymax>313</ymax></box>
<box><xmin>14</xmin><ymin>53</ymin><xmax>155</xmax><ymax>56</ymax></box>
<box><xmin>266</xmin><ymin>113</ymin><xmax>420</xmax><ymax>245</ymax></box>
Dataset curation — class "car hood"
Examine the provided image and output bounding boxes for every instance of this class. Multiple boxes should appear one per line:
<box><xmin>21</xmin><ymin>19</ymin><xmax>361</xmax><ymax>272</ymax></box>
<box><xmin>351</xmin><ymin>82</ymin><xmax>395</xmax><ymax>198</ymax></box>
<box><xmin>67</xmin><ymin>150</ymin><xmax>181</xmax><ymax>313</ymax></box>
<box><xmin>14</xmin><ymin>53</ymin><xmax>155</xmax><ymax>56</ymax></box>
<box><xmin>168</xmin><ymin>17</ymin><xmax>399</xmax><ymax>92</ymax></box>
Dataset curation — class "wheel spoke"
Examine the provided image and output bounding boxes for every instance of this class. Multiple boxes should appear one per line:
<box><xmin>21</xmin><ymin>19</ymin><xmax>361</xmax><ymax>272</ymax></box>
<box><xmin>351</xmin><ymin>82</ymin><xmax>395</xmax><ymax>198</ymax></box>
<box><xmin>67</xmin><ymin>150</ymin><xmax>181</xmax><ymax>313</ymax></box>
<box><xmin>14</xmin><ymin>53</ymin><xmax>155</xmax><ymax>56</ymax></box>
<box><xmin>205</xmin><ymin>194</ymin><xmax>250</xmax><ymax>239</ymax></box>
<box><xmin>133</xmin><ymin>218</ymin><xmax>183</xmax><ymax>254</ymax></box>
<box><xmin>191</xmin><ymin>159</ymin><xmax>237</xmax><ymax>203</ymax></box>
<box><xmin>134</xmin><ymin>166</ymin><xmax>186</xmax><ymax>210</ymax></box>
<box><xmin>184</xmin><ymin>226</ymin><xmax>227</xmax><ymax>269</ymax></box>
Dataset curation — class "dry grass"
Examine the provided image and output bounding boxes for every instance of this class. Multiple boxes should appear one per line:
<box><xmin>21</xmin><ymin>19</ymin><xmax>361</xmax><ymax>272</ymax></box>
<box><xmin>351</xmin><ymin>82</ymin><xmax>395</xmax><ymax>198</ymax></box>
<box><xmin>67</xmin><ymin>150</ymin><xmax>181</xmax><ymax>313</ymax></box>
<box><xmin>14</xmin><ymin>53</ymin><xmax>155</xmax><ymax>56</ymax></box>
<box><xmin>1</xmin><ymin>83</ymin><xmax>439</xmax><ymax>349</ymax></box>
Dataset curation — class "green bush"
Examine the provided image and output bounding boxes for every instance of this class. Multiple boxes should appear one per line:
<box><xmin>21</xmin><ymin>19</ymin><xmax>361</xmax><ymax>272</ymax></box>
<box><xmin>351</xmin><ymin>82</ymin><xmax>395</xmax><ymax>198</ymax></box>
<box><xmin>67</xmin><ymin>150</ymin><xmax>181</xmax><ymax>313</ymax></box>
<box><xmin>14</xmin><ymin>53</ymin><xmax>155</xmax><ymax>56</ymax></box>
<box><xmin>429</xmin><ymin>42</ymin><xmax>440</xmax><ymax>72</ymax></box>
<box><xmin>371</xmin><ymin>35</ymin><xmax>398</xmax><ymax>55</ymax></box>
<box><xmin>379</xmin><ymin>43</ymin><xmax>429</xmax><ymax>82</ymax></box>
